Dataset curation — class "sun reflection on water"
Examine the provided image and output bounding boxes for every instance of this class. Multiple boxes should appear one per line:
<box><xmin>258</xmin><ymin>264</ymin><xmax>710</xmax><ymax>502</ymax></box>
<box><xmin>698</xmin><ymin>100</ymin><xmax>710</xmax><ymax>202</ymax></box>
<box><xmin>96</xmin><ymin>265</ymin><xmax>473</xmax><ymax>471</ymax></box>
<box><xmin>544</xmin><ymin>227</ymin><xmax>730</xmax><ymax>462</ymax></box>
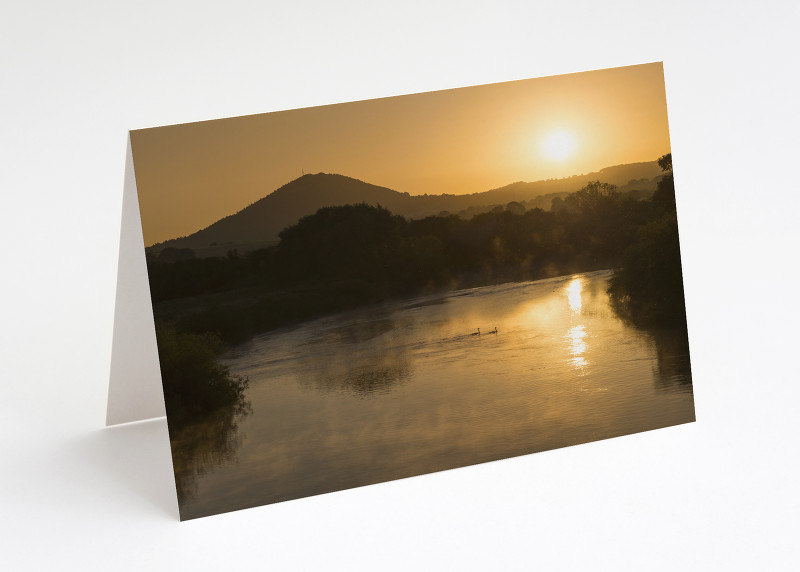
<box><xmin>566</xmin><ymin>324</ymin><xmax>588</xmax><ymax>370</ymax></box>
<box><xmin>566</xmin><ymin>277</ymin><xmax>583</xmax><ymax>313</ymax></box>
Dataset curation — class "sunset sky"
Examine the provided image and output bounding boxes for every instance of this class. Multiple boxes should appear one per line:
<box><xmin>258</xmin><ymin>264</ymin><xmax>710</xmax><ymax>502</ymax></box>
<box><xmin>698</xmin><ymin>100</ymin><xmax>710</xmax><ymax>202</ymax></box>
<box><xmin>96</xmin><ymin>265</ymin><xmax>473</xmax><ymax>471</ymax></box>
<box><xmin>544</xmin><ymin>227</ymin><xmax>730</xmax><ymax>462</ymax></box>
<box><xmin>131</xmin><ymin>62</ymin><xmax>671</xmax><ymax>246</ymax></box>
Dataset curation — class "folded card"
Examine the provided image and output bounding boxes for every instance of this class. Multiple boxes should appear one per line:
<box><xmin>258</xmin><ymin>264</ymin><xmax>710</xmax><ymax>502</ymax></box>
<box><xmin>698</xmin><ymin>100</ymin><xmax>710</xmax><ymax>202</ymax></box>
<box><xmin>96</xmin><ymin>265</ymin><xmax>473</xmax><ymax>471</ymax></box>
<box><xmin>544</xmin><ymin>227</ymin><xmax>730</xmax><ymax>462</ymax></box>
<box><xmin>108</xmin><ymin>62</ymin><xmax>695</xmax><ymax>520</ymax></box>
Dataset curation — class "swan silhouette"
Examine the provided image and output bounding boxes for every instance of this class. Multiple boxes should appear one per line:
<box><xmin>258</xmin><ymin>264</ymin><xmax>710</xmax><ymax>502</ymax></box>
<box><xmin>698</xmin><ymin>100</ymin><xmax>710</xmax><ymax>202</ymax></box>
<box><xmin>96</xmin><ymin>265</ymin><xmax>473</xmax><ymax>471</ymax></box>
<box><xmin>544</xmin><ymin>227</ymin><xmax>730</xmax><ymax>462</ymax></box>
<box><xmin>472</xmin><ymin>327</ymin><xmax>498</xmax><ymax>336</ymax></box>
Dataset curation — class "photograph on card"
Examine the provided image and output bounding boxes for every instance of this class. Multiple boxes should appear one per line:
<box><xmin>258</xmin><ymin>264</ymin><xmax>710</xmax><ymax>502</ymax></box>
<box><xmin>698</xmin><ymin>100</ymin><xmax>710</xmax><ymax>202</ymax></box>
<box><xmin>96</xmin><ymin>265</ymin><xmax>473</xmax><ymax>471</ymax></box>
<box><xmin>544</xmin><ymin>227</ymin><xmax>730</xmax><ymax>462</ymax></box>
<box><xmin>131</xmin><ymin>62</ymin><xmax>694</xmax><ymax>520</ymax></box>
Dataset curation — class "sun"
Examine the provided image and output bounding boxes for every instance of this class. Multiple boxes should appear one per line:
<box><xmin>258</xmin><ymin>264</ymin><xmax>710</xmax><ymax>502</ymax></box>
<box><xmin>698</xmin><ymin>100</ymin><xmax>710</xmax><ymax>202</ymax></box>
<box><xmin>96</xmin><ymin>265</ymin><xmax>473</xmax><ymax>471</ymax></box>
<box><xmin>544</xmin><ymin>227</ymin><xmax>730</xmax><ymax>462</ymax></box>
<box><xmin>541</xmin><ymin>129</ymin><xmax>577</xmax><ymax>162</ymax></box>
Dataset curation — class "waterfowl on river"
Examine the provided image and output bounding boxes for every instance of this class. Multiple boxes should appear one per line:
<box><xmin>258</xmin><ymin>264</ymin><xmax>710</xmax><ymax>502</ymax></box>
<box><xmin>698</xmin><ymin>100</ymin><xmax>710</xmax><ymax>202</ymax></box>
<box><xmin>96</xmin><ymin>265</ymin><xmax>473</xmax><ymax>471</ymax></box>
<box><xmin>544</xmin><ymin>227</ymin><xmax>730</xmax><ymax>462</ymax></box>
<box><xmin>472</xmin><ymin>327</ymin><xmax>498</xmax><ymax>336</ymax></box>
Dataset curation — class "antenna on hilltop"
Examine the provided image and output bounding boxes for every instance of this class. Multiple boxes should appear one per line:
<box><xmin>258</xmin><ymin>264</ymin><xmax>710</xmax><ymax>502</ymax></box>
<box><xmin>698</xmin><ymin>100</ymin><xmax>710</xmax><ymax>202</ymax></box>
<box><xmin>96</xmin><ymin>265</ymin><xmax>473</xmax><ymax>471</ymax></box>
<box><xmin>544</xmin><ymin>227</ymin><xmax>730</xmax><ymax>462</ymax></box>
<box><xmin>301</xmin><ymin>168</ymin><xmax>305</xmax><ymax>176</ymax></box>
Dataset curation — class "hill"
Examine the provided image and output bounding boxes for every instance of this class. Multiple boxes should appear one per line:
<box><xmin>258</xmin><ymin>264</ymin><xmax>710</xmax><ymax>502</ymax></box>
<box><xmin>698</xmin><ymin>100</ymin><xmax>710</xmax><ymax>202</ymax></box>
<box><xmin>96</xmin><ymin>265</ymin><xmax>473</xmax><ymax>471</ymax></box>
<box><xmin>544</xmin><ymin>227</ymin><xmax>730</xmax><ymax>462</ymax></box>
<box><xmin>149</xmin><ymin>161</ymin><xmax>664</xmax><ymax>257</ymax></box>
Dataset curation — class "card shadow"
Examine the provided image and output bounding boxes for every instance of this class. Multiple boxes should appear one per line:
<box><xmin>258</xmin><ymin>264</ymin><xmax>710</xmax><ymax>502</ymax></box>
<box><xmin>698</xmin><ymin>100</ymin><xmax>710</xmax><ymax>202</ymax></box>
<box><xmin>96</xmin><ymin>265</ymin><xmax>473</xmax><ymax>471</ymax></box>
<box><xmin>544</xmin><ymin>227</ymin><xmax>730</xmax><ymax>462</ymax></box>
<box><xmin>71</xmin><ymin>418</ymin><xmax>178</xmax><ymax>519</ymax></box>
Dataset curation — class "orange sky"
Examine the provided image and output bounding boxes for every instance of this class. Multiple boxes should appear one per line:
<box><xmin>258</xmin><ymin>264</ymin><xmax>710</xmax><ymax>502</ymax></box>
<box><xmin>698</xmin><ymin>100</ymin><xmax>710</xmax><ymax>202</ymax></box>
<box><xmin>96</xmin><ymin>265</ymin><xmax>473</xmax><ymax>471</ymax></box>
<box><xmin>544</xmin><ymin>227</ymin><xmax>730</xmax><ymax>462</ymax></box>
<box><xmin>131</xmin><ymin>62</ymin><xmax>671</xmax><ymax>246</ymax></box>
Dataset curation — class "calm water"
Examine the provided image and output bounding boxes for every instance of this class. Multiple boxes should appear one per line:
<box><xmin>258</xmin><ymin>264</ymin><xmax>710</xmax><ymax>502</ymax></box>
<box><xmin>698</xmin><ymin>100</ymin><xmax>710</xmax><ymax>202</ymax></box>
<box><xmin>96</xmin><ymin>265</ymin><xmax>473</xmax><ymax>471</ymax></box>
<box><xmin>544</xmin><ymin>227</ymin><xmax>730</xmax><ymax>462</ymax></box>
<box><xmin>173</xmin><ymin>270</ymin><xmax>694</xmax><ymax>519</ymax></box>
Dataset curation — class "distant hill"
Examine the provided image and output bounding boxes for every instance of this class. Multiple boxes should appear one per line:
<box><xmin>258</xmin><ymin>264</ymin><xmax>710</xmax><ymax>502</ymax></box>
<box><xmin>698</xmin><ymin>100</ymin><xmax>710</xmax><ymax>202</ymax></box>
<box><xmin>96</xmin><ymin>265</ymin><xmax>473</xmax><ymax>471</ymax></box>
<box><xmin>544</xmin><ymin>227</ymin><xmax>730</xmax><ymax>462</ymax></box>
<box><xmin>150</xmin><ymin>161</ymin><xmax>664</xmax><ymax>257</ymax></box>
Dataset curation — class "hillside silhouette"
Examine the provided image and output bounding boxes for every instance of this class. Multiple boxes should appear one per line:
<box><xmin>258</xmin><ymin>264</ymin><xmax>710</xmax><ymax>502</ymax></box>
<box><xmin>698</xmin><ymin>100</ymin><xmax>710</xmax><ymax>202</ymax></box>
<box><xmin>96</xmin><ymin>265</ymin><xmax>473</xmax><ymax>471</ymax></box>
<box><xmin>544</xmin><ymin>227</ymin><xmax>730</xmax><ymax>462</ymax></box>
<box><xmin>150</xmin><ymin>161</ymin><xmax>665</xmax><ymax>257</ymax></box>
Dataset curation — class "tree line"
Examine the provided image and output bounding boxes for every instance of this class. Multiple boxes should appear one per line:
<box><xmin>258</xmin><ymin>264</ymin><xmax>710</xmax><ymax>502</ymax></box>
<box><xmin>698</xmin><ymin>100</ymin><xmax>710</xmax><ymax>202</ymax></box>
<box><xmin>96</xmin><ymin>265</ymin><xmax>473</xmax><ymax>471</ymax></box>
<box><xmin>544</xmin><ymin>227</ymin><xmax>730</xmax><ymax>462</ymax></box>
<box><xmin>150</xmin><ymin>187</ymin><xmax>664</xmax><ymax>309</ymax></box>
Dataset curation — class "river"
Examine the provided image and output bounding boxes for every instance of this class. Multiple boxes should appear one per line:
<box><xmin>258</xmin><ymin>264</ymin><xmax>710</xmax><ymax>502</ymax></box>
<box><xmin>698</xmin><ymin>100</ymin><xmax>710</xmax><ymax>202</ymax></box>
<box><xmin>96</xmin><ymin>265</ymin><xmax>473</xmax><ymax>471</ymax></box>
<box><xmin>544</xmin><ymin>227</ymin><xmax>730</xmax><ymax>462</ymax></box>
<box><xmin>172</xmin><ymin>269</ymin><xmax>694</xmax><ymax>519</ymax></box>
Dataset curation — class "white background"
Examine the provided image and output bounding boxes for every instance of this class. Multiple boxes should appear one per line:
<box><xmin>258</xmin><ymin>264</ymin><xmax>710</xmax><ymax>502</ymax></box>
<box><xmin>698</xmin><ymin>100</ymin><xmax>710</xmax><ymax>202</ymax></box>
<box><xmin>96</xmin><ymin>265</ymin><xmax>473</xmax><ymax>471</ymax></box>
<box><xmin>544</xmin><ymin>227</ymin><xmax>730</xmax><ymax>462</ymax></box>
<box><xmin>2</xmin><ymin>1</ymin><xmax>799</xmax><ymax>569</ymax></box>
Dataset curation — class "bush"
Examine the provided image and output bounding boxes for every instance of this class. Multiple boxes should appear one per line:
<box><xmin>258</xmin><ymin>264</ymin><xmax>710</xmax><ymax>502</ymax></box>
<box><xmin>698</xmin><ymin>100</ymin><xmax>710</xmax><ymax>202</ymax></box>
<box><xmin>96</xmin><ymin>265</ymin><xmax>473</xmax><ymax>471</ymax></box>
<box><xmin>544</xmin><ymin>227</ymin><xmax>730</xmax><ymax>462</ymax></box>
<box><xmin>154</xmin><ymin>320</ymin><xmax>249</xmax><ymax>428</ymax></box>
<box><xmin>608</xmin><ymin>213</ymin><xmax>686</xmax><ymax>326</ymax></box>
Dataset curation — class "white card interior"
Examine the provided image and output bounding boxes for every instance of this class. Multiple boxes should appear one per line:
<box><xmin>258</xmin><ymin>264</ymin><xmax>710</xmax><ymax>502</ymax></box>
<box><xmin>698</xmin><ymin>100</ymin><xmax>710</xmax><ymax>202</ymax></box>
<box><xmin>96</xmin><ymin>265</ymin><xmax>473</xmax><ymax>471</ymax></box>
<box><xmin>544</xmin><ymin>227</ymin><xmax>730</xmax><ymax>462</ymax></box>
<box><xmin>106</xmin><ymin>134</ymin><xmax>166</xmax><ymax>426</ymax></box>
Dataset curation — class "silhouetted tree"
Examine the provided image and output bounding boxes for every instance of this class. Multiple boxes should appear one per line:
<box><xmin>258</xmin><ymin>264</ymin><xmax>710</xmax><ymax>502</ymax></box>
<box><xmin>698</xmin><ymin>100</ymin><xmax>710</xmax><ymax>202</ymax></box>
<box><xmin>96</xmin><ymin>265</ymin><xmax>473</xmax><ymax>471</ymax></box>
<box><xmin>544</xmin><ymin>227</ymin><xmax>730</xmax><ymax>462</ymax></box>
<box><xmin>506</xmin><ymin>201</ymin><xmax>525</xmax><ymax>215</ymax></box>
<box><xmin>652</xmin><ymin>153</ymin><xmax>676</xmax><ymax>215</ymax></box>
<box><xmin>658</xmin><ymin>153</ymin><xmax>672</xmax><ymax>172</ymax></box>
<box><xmin>563</xmin><ymin>181</ymin><xmax>618</xmax><ymax>212</ymax></box>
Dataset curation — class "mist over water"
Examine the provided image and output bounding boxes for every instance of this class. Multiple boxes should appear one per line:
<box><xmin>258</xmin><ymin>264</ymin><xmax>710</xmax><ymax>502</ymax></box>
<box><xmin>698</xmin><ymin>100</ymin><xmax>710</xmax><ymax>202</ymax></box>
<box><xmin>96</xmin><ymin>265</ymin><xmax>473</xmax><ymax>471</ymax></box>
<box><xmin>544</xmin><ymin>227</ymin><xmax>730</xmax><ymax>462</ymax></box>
<box><xmin>174</xmin><ymin>270</ymin><xmax>694</xmax><ymax>519</ymax></box>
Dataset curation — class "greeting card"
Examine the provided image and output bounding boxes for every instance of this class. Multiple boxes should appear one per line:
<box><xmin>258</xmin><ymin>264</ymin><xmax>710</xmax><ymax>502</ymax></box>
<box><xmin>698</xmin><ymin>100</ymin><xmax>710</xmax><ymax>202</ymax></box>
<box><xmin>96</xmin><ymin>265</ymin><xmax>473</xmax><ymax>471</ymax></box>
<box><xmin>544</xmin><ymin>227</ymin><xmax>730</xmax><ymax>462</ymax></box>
<box><xmin>108</xmin><ymin>63</ymin><xmax>694</xmax><ymax>520</ymax></box>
